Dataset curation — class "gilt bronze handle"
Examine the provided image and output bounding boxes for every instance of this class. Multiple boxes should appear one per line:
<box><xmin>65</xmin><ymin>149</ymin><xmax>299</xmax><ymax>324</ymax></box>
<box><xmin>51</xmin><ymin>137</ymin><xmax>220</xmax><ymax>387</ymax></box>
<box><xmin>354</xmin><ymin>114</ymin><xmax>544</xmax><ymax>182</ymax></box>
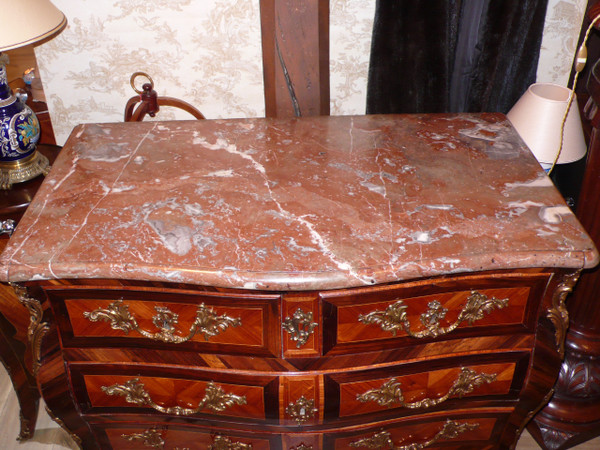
<box><xmin>11</xmin><ymin>283</ymin><xmax>49</xmax><ymax>377</ymax></box>
<box><xmin>120</xmin><ymin>430</ymin><xmax>252</xmax><ymax>450</ymax></box>
<box><xmin>209</xmin><ymin>435</ymin><xmax>253</xmax><ymax>449</ymax></box>
<box><xmin>282</xmin><ymin>308</ymin><xmax>318</xmax><ymax>348</ymax></box>
<box><xmin>358</xmin><ymin>291</ymin><xmax>508</xmax><ymax>338</ymax></box>
<box><xmin>101</xmin><ymin>378</ymin><xmax>246</xmax><ymax>416</ymax></box>
<box><xmin>547</xmin><ymin>270</ymin><xmax>580</xmax><ymax>357</ymax></box>
<box><xmin>285</xmin><ymin>395</ymin><xmax>318</xmax><ymax>424</ymax></box>
<box><xmin>349</xmin><ymin>420</ymin><xmax>479</xmax><ymax>449</ymax></box>
<box><xmin>84</xmin><ymin>300</ymin><xmax>241</xmax><ymax>343</ymax></box>
<box><xmin>121</xmin><ymin>428</ymin><xmax>164</xmax><ymax>449</ymax></box>
<box><xmin>356</xmin><ymin>367</ymin><xmax>496</xmax><ymax>409</ymax></box>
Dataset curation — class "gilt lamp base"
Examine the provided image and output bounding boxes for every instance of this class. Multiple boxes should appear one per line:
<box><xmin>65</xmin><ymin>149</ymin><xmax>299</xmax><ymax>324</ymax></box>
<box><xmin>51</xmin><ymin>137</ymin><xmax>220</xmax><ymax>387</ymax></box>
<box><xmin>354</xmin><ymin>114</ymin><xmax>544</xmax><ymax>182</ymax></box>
<box><xmin>0</xmin><ymin>150</ymin><xmax>49</xmax><ymax>189</ymax></box>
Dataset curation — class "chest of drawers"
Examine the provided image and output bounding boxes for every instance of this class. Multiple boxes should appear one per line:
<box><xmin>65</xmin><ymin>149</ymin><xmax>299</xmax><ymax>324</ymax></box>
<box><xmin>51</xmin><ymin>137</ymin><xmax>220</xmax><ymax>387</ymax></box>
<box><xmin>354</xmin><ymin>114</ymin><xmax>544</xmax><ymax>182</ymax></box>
<box><xmin>0</xmin><ymin>114</ymin><xmax>597</xmax><ymax>449</ymax></box>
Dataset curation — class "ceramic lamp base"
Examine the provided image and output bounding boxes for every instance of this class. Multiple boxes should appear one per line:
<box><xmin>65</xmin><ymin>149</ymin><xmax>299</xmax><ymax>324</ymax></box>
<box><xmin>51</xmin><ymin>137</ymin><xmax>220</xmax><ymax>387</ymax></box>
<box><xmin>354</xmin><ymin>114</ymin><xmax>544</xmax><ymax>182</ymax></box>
<box><xmin>0</xmin><ymin>150</ymin><xmax>49</xmax><ymax>189</ymax></box>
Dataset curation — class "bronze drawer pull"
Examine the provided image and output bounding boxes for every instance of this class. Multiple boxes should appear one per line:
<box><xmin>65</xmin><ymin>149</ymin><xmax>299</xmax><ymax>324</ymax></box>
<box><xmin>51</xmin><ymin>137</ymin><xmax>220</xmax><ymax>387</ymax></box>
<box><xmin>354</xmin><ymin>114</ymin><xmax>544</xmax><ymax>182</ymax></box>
<box><xmin>356</xmin><ymin>367</ymin><xmax>496</xmax><ymax>409</ymax></box>
<box><xmin>120</xmin><ymin>430</ymin><xmax>252</xmax><ymax>450</ymax></box>
<box><xmin>101</xmin><ymin>378</ymin><xmax>246</xmax><ymax>416</ymax></box>
<box><xmin>358</xmin><ymin>291</ymin><xmax>508</xmax><ymax>338</ymax></box>
<box><xmin>121</xmin><ymin>428</ymin><xmax>164</xmax><ymax>448</ymax></box>
<box><xmin>84</xmin><ymin>300</ymin><xmax>241</xmax><ymax>343</ymax></box>
<box><xmin>286</xmin><ymin>396</ymin><xmax>318</xmax><ymax>424</ymax></box>
<box><xmin>349</xmin><ymin>420</ymin><xmax>479</xmax><ymax>449</ymax></box>
<box><xmin>209</xmin><ymin>435</ymin><xmax>253</xmax><ymax>449</ymax></box>
<box><xmin>282</xmin><ymin>308</ymin><xmax>318</xmax><ymax>348</ymax></box>
<box><xmin>10</xmin><ymin>283</ymin><xmax>49</xmax><ymax>377</ymax></box>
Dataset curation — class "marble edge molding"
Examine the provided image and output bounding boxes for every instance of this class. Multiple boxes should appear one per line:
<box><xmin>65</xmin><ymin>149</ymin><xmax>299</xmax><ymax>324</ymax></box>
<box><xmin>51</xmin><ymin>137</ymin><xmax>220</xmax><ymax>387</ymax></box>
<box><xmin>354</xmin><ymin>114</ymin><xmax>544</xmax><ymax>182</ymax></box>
<box><xmin>0</xmin><ymin>249</ymin><xmax>594</xmax><ymax>291</ymax></box>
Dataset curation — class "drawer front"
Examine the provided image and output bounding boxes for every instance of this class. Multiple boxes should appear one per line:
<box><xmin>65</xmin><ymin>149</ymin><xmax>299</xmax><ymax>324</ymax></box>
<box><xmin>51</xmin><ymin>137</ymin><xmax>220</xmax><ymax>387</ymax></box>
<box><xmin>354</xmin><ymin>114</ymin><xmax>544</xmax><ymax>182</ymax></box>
<box><xmin>96</xmin><ymin>424</ymin><xmax>274</xmax><ymax>449</ymax></box>
<box><xmin>68</xmin><ymin>356</ymin><xmax>522</xmax><ymax>430</ymax></box>
<box><xmin>327</xmin><ymin>357</ymin><xmax>524</xmax><ymax>420</ymax></box>
<box><xmin>48</xmin><ymin>288</ymin><xmax>280</xmax><ymax>357</ymax></box>
<box><xmin>70</xmin><ymin>365</ymin><xmax>278</xmax><ymax>423</ymax></box>
<box><xmin>282</xmin><ymin>294</ymin><xmax>321</xmax><ymax>358</ymax></box>
<box><xmin>330</xmin><ymin>414</ymin><xmax>503</xmax><ymax>449</ymax></box>
<box><xmin>277</xmin><ymin>356</ymin><xmax>525</xmax><ymax>427</ymax></box>
<box><xmin>94</xmin><ymin>415</ymin><xmax>503</xmax><ymax>449</ymax></box>
<box><xmin>322</xmin><ymin>273</ymin><xmax>549</xmax><ymax>355</ymax></box>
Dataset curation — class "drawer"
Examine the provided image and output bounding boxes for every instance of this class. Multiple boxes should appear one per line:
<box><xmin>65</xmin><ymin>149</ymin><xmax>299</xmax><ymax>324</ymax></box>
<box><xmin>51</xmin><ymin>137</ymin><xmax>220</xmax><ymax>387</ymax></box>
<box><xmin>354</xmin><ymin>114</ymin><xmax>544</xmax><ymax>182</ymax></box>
<box><xmin>46</xmin><ymin>287</ymin><xmax>280</xmax><ymax>357</ymax></box>
<box><xmin>68</xmin><ymin>354</ymin><xmax>526</xmax><ymax>428</ymax></box>
<box><xmin>92</xmin><ymin>412</ymin><xmax>507</xmax><ymax>449</ymax></box>
<box><xmin>325</xmin><ymin>354</ymin><xmax>527</xmax><ymax>422</ymax></box>
<box><xmin>322</xmin><ymin>272</ymin><xmax>549</xmax><ymax>355</ymax></box>
<box><xmin>95</xmin><ymin>423</ymin><xmax>275</xmax><ymax>449</ymax></box>
<box><xmin>69</xmin><ymin>364</ymin><xmax>278</xmax><ymax>424</ymax></box>
<box><xmin>329</xmin><ymin>412</ymin><xmax>505</xmax><ymax>449</ymax></box>
<box><xmin>276</xmin><ymin>355</ymin><xmax>525</xmax><ymax>428</ymax></box>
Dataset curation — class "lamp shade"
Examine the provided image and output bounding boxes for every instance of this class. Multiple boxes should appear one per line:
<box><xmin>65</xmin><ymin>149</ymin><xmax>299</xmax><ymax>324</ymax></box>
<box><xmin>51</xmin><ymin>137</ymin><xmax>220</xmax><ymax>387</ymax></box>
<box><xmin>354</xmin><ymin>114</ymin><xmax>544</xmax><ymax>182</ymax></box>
<box><xmin>0</xmin><ymin>0</ymin><xmax>66</xmax><ymax>52</ymax></box>
<box><xmin>507</xmin><ymin>83</ymin><xmax>586</xmax><ymax>165</ymax></box>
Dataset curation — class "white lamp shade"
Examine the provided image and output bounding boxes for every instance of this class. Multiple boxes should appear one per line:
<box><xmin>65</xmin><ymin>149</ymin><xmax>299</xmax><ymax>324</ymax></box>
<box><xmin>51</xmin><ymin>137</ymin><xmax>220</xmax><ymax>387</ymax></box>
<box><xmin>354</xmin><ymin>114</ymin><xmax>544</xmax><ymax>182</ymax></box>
<box><xmin>507</xmin><ymin>83</ymin><xmax>587</xmax><ymax>165</ymax></box>
<box><xmin>0</xmin><ymin>0</ymin><xmax>66</xmax><ymax>52</ymax></box>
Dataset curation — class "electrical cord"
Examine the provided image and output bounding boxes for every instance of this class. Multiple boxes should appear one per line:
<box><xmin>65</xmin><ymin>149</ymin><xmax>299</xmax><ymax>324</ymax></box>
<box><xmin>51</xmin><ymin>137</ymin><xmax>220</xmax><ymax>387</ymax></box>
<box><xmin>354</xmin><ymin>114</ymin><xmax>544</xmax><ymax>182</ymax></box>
<box><xmin>549</xmin><ymin>12</ymin><xmax>600</xmax><ymax>175</ymax></box>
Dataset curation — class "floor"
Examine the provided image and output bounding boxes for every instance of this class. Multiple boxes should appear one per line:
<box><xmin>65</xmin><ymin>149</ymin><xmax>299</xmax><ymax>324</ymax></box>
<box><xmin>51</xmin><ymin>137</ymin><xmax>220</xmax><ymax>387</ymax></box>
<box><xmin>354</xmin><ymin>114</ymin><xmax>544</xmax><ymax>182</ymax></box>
<box><xmin>0</xmin><ymin>368</ymin><xmax>598</xmax><ymax>449</ymax></box>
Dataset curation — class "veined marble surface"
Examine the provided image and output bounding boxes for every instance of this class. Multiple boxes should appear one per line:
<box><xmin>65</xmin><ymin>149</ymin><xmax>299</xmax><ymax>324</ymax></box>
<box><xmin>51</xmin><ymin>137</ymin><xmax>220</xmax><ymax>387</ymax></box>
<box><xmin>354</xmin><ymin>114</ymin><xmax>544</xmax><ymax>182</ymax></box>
<box><xmin>0</xmin><ymin>114</ymin><xmax>597</xmax><ymax>290</ymax></box>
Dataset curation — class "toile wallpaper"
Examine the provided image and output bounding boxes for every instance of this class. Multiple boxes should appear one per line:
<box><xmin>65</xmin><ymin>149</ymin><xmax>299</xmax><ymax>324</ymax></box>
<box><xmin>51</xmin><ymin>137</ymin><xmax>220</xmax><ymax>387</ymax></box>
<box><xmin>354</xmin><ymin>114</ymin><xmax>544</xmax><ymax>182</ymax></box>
<box><xmin>36</xmin><ymin>0</ymin><xmax>584</xmax><ymax>146</ymax></box>
<box><xmin>536</xmin><ymin>0</ymin><xmax>588</xmax><ymax>84</ymax></box>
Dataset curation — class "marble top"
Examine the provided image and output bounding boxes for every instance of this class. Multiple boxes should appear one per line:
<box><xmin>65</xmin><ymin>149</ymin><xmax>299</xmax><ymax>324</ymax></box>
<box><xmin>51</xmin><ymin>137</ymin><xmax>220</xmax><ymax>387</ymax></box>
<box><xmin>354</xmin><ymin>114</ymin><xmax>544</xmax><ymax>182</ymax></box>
<box><xmin>0</xmin><ymin>114</ymin><xmax>597</xmax><ymax>290</ymax></box>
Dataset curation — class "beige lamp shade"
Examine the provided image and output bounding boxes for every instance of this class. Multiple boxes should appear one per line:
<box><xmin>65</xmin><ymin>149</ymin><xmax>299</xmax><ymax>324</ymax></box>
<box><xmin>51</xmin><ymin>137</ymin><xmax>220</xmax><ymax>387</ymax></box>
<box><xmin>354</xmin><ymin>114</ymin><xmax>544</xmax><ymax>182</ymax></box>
<box><xmin>0</xmin><ymin>0</ymin><xmax>66</xmax><ymax>51</ymax></box>
<box><xmin>507</xmin><ymin>83</ymin><xmax>587</xmax><ymax>165</ymax></box>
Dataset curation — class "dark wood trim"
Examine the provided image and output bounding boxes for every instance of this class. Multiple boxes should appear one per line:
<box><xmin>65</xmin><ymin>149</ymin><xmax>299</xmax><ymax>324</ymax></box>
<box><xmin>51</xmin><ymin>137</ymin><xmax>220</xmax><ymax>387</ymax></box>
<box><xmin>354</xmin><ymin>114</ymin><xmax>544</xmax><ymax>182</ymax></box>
<box><xmin>259</xmin><ymin>0</ymin><xmax>330</xmax><ymax>117</ymax></box>
<box><xmin>528</xmin><ymin>53</ymin><xmax>600</xmax><ymax>450</ymax></box>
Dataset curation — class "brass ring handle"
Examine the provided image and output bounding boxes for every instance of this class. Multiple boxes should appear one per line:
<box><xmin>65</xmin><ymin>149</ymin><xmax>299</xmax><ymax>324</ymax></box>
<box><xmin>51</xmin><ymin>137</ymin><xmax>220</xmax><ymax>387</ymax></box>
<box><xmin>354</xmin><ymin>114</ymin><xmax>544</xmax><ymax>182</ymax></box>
<box><xmin>349</xmin><ymin>420</ymin><xmax>479</xmax><ymax>449</ymax></box>
<box><xmin>358</xmin><ymin>291</ymin><xmax>508</xmax><ymax>339</ymax></box>
<box><xmin>356</xmin><ymin>367</ymin><xmax>496</xmax><ymax>409</ymax></box>
<box><xmin>102</xmin><ymin>378</ymin><xmax>246</xmax><ymax>416</ymax></box>
<box><xmin>84</xmin><ymin>300</ymin><xmax>241</xmax><ymax>343</ymax></box>
<box><xmin>130</xmin><ymin>71</ymin><xmax>154</xmax><ymax>94</ymax></box>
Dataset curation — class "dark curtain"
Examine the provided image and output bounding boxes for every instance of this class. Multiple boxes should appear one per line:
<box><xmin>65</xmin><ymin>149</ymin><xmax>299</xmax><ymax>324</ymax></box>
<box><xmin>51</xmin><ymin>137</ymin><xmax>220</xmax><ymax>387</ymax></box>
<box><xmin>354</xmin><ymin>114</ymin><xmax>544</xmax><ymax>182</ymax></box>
<box><xmin>366</xmin><ymin>0</ymin><xmax>549</xmax><ymax>114</ymax></box>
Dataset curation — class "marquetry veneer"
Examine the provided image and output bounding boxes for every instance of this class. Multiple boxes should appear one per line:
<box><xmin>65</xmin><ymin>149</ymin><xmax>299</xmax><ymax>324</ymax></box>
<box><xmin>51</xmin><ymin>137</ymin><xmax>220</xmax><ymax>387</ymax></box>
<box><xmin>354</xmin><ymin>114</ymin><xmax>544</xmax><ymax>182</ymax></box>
<box><xmin>23</xmin><ymin>268</ymin><xmax>569</xmax><ymax>449</ymax></box>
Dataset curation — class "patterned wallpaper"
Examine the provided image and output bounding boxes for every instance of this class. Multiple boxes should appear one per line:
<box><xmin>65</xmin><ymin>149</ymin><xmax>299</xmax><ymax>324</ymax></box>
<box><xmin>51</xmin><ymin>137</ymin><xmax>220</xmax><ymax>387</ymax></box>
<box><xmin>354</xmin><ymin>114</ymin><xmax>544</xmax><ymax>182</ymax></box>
<box><xmin>537</xmin><ymin>0</ymin><xmax>588</xmax><ymax>84</ymax></box>
<box><xmin>35</xmin><ymin>0</ymin><xmax>583</xmax><ymax>146</ymax></box>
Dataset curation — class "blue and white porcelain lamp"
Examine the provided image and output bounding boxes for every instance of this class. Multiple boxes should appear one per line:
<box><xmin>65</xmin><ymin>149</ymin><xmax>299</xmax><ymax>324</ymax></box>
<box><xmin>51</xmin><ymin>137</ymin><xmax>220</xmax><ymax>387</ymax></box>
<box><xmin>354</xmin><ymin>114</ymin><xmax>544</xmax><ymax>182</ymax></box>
<box><xmin>0</xmin><ymin>0</ymin><xmax>66</xmax><ymax>189</ymax></box>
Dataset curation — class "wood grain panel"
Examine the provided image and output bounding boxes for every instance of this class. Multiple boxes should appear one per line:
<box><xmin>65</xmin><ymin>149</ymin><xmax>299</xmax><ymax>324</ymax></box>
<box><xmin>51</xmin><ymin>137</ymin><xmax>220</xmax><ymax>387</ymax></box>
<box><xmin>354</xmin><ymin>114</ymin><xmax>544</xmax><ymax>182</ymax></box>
<box><xmin>48</xmin><ymin>287</ymin><xmax>281</xmax><ymax>357</ymax></box>
<box><xmin>343</xmin><ymin>287</ymin><xmax>524</xmax><ymax>338</ymax></box>
<box><xmin>0</xmin><ymin>283</ymin><xmax>31</xmax><ymax>346</ymax></box>
<box><xmin>99</xmin><ymin>424</ymin><xmax>272</xmax><ymax>450</ymax></box>
<box><xmin>331</xmin><ymin>415</ymin><xmax>500</xmax><ymax>449</ymax></box>
<box><xmin>322</xmin><ymin>272</ymin><xmax>550</xmax><ymax>356</ymax></box>
<box><xmin>280</xmin><ymin>375</ymin><xmax>322</xmax><ymax>426</ymax></box>
<box><xmin>336</xmin><ymin>362</ymin><xmax>516</xmax><ymax>418</ymax></box>
<box><xmin>282</xmin><ymin>434</ymin><xmax>323</xmax><ymax>449</ymax></box>
<box><xmin>259</xmin><ymin>0</ymin><xmax>329</xmax><ymax>117</ymax></box>
<box><xmin>66</xmin><ymin>299</ymin><xmax>262</xmax><ymax>345</ymax></box>
<box><xmin>23</xmin><ymin>268</ymin><xmax>560</xmax><ymax>448</ymax></box>
<box><xmin>282</xmin><ymin>293</ymin><xmax>320</xmax><ymax>358</ymax></box>
<box><xmin>83</xmin><ymin>374</ymin><xmax>264</xmax><ymax>420</ymax></box>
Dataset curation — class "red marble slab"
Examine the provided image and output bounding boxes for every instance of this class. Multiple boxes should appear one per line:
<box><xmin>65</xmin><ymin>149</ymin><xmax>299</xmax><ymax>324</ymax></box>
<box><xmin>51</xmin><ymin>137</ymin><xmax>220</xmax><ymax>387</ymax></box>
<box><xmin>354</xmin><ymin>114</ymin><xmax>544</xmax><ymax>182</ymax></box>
<box><xmin>0</xmin><ymin>114</ymin><xmax>597</xmax><ymax>290</ymax></box>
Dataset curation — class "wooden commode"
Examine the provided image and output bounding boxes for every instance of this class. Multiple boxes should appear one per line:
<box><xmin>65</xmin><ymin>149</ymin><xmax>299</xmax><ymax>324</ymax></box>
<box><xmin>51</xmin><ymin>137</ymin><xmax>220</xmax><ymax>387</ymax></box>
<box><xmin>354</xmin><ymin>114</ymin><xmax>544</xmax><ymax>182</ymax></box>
<box><xmin>0</xmin><ymin>114</ymin><xmax>597</xmax><ymax>449</ymax></box>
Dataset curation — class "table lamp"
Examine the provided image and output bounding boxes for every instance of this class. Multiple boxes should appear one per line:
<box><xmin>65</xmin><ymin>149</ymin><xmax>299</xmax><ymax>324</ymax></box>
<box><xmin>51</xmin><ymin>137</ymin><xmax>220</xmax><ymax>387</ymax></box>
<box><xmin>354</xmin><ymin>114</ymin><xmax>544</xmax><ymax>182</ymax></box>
<box><xmin>0</xmin><ymin>0</ymin><xmax>66</xmax><ymax>190</ymax></box>
<box><xmin>507</xmin><ymin>83</ymin><xmax>587</xmax><ymax>172</ymax></box>
<box><xmin>506</xmin><ymin>10</ymin><xmax>600</xmax><ymax>175</ymax></box>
